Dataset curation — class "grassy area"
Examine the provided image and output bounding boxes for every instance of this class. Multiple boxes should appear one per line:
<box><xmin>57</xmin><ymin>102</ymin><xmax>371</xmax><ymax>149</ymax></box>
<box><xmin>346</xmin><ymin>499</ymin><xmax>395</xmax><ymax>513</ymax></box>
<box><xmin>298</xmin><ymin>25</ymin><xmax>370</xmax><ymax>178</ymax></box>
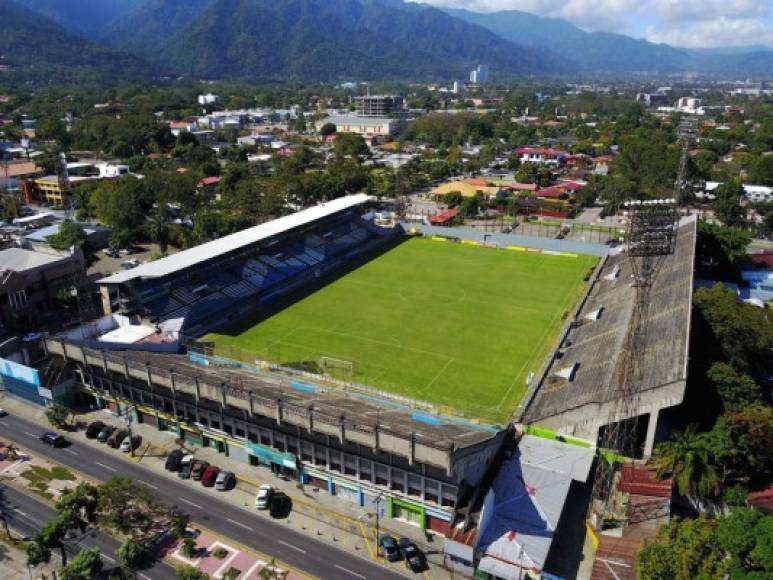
<box><xmin>206</xmin><ymin>237</ymin><xmax>596</xmax><ymax>423</ymax></box>
<box><xmin>20</xmin><ymin>465</ymin><xmax>75</xmax><ymax>500</ymax></box>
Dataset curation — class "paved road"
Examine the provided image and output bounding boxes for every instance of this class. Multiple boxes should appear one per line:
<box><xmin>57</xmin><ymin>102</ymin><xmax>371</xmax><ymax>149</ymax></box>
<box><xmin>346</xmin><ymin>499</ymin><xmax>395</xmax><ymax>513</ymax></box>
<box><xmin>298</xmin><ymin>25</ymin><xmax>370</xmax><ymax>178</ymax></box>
<box><xmin>0</xmin><ymin>484</ymin><xmax>176</xmax><ymax>580</ymax></box>
<box><xmin>0</xmin><ymin>413</ymin><xmax>404</xmax><ymax>580</ymax></box>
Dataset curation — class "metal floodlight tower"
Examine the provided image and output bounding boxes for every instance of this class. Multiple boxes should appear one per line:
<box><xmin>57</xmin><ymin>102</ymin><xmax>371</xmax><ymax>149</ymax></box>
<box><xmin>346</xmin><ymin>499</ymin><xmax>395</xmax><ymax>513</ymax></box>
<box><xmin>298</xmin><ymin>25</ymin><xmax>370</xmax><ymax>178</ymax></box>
<box><xmin>589</xmin><ymin>198</ymin><xmax>679</xmax><ymax>528</ymax></box>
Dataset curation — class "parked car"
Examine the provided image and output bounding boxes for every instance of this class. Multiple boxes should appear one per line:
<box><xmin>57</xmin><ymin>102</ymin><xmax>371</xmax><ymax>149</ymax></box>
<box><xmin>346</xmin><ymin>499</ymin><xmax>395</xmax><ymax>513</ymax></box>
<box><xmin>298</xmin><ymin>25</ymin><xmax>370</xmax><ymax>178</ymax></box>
<box><xmin>0</xmin><ymin>408</ymin><xmax>7</xmax><ymax>417</ymax></box>
<box><xmin>107</xmin><ymin>428</ymin><xmax>128</xmax><ymax>448</ymax></box>
<box><xmin>200</xmin><ymin>465</ymin><xmax>220</xmax><ymax>487</ymax></box>
<box><xmin>178</xmin><ymin>455</ymin><xmax>195</xmax><ymax>479</ymax></box>
<box><xmin>85</xmin><ymin>421</ymin><xmax>105</xmax><ymax>439</ymax></box>
<box><xmin>379</xmin><ymin>534</ymin><xmax>401</xmax><ymax>562</ymax></box>
<box><xmin>40</xmin><ymin>432</ymin><xmax>66</xmax><ymax>447</ymax></box>
<box><xmin>190</xmin><ymin>460</ymin><xmax>209</xmax><ymax>481</ymax></box>
<box><xmin>96</xmin><ymin>425</ymin><xmax>115</xmax><ymax>443</ymax></box>
<box><xmin>165</xmin><ymin>449</ymin><xmax>184</xmax><ymax>471</ymax></box>
<box><xmin>119</xmin><ymin>435</ymin><xmax>141</xmax><ymax>453</ymax></box>
<box><xmin>398</xmin><ymin>538</ymin><xmax>423</xmax><ymax>572</ymax></box>
<box><xmin>215</xmin><ymin>470</ymin><xmax>235</xmax><ymax>491</ymax></box>
<box><xmin>255</xmin><ymin>485</ymin><xmax>273</xmax><ymax>510</ymax></box>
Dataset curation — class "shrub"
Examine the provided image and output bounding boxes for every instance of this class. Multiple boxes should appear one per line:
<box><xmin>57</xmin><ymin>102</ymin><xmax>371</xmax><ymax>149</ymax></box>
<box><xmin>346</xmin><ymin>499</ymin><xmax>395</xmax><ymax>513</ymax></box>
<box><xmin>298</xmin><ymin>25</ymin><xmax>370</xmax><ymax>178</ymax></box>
<box><xmin>213</xmin><ymin>547</ymin><xmax>228</xmax><ymax>559</ymax></box>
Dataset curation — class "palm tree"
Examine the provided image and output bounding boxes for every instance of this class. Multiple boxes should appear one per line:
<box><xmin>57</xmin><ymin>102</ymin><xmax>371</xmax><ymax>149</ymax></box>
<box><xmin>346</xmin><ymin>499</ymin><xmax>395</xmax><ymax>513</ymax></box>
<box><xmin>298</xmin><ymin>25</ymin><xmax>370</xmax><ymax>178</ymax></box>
<box><xmin>652</xmin><ymin>428</ymin><xmax>722</xmax><ymax>498</ymax></box>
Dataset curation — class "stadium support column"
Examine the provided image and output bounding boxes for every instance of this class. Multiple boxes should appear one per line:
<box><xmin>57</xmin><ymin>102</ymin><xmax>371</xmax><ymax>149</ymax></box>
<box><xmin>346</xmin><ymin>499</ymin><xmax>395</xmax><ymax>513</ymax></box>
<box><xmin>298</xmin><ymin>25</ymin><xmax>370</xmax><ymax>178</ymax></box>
<box><xmin>643</xmin><ymin>409</ymin><xmax>659</xmax><ymax>459</ymax></box>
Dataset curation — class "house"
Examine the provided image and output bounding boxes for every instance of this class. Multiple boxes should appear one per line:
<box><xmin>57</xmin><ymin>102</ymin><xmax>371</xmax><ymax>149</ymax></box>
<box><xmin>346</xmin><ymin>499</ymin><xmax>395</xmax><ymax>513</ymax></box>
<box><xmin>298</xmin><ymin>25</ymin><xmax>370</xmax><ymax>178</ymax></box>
<box><xmin>704</xmin><ymin>181</ymin><xmax>773</xmax><ymax>203</ymax></box>
<box><xmin>169</xmin><ymin>120</ymin><xmax>197</xmax><ymax>137</ymax></box>
<box><xmin>428</xmin><ymin>208</ymin><xmax>459</xmax><ymax>227</ymax></box>
<box><xmin>516</xmin><ymin>147</ymin><xmax>568</xmax><ymax>166</ymax></box>
<box><xmin>197</xmin><ymin>176</ymin><xmax>221</xmax><ymax>200</ymax></box>
<box><xmin>430</xmin><ymin>179</ymin><xmax>502</xmax><ymax>200</ymax></box>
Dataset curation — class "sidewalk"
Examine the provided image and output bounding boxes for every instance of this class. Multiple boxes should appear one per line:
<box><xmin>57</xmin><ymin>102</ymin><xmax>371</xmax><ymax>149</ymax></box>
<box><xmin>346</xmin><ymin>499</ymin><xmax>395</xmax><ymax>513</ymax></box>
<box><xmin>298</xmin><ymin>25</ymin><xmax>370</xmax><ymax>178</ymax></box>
<box><xmin>1</xmin><ymin>395</ymin><xmax>449</xmax><ymax>579</ymax></box>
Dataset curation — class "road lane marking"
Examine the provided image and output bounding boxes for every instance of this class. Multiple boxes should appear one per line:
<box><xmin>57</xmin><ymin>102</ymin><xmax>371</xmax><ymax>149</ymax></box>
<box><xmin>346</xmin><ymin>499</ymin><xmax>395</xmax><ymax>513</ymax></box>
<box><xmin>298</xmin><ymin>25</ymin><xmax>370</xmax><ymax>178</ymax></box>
<box><xmin>101</xmin><ymin>553</ymin><xmax>116</xmax><ymax>563</ymax></box>
<box><xmin>335</xmin><ymin>564</ymin><xmax>366</xmax><ymax>579</ymax></box>
<box><xmin>138</xmin><ymin>481</ymin><xmax>157</xmax><ymax>490</ymax></box>
<box><xmin>278</xmin><ymin>539</ymin><xmax>306</xmax><ymax>553</ymax></box>
<box><xmin>139</xmin><ymin>575</ymin><xmax>152</xmax><ymax>580</ymax></box>
<box><xmin>226</xmin><ymin>517</ymin><xmax>253</xmax><ymax>531</ymax></box>
<box><xmin>23</xmin><ymin>431</ymin><xmax>36</xmax><ymax>438</ymax></box>
<box><xmin>179</xmin><ymin>497</ymin><xmax>202</xmax><ymax>509</ymax></box>
<box><xmin>94</xmin><ymin>462</ymin><xmax>117</xmax><ymax>472</ymax></box>
<box><xmin>14</xmin><ymin>510</ymin><xmax>41</xmax><ymax>525</ymax></box>
<box><xmin>64</xmin><ymin>449</ymin><xmax>78</xmax><ymax>456</ymax></box>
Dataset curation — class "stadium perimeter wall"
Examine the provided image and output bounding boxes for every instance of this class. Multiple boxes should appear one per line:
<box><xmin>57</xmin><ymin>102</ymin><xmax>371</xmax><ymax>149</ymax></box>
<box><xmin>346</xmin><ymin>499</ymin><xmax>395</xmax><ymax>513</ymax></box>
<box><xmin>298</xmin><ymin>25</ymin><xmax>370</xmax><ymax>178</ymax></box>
<box><xmin>402</xmin><ymin>224</ymin><xmax>611</xmax><ymax>257</ymax></box>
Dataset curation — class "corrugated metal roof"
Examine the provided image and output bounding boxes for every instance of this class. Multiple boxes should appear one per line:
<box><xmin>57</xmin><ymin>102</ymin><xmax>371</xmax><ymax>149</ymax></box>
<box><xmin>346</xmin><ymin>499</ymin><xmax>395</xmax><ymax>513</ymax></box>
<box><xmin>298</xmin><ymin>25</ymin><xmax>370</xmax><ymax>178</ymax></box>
<box><xmin>0</xmin><ymin>248</ymin><xmax>68</xmax><ymax>272</ymax></box>
<box><xmin>98</xmin><ymin>194</ymin><xmax>371</xmax><ymax>284</ymax></box>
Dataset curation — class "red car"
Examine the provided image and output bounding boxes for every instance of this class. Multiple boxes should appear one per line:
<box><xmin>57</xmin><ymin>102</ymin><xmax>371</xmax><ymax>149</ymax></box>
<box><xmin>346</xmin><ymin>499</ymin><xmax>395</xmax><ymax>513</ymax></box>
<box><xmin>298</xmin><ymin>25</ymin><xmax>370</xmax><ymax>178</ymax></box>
<box><xmin>201</xmin><ymin>465</ymin><xmax>220</xmax><ymax>487</ymax></box>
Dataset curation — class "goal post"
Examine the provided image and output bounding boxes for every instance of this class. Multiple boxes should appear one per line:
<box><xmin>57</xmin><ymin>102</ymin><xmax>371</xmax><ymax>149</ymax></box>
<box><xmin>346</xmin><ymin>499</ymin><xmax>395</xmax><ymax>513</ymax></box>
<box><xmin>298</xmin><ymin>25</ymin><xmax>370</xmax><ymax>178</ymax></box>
<box><xmin>319</xmin><ymin>356</ymin><xmax>355</xmax><ymax>383</ymax></box>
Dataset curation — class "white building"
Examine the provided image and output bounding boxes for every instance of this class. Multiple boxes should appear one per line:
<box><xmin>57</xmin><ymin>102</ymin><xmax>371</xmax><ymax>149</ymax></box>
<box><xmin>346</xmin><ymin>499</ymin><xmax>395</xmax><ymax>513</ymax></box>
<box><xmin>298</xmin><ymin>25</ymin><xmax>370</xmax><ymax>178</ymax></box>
<box><xmin>703</xmin><ymin>181</ymin><xmax>773</xmax><ymax>203</ymax></box>
<box><xmin>316</xmin><ymin>115</ymin><xmax>399</xmax><ymax>138</ymax></box>
<box><xmin>198</xmin><ymin>93</ymin><xmax>220</xmax><ymax>106</ymax></box>
<box><xmin>470</xmin><ymin>65</ymin><xmax>490</xmax><ymax>85</ymax></box>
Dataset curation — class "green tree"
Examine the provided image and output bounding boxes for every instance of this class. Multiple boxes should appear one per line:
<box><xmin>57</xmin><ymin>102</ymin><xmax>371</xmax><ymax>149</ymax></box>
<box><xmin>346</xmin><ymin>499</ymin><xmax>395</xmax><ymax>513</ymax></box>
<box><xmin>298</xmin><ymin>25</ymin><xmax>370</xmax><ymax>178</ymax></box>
<box><xmin>718</xmin><ymin>509</ymin><xmax>773</xmax><ymax>578</ymax></box>
<box><xmin>45</xmin><ymin>404</ymin><xmax>71</xmax><ymax>429</ymax></box>
<box><xmin>57</xmin><ymin>483</ymin><xmax>100</xmax><ymax>529</ymax></box>
<box><xmin>637</xmin><ymin>516</ymin><xmax>726</xmax><ymax>579</ymax></box>
<box><xmin>117</xmin><ymin>537</ymin><xmax>154</xmax><ymax>569</ymax></box>
<box><xmin>443</xmin><ymin>191</ymin><xmax>463</xmax><ymax>207</ymax></box>
<box><xmin>706</xmin><ymin>362</ymin><xmax>764</xmax><ymax>410</ymax></box>
<box><xmin>27</xmin><ymin>517</ymin><xmax>68</xmax><ymax>567</ymax></box>
<box><xmin>60</xmin><ymin>548</ymin><xmax>103</xmax><ymax>580</ymax></box>
<box><xmin>176</xmin><ymin>564</ymin><xmax>209</xmax><ymax>580</ymax></box>
<box><xmin>693</xmin><ymin>284</ymin><xmax>773</xmax><ymax>375</ymax></box>
<box><xmin>713</xmin><ymin>179</ymin><xmax>746</xmax><ymax>227</ymax></box>
<box><xmin>749</xmin><ymin>154</ymin><xmax>773</xmax><ymax>186</ymax></box>
<box><xmin>47</xmin><ymin>220</ymin><xmax>87</xmax><ymax>252</ymax></box>
<box><xmin>91</xmin><ymin>177</ymin><xmax>151</xmax><ymax>243</ymax></box>
<box><xmin>333</xmin><ymin>133</ymin><xmax>370</xmax><ymax>159</ymax></box>
<box><xmin>514</xmin><ymin>162</ymin><xmax>538</xmax><ymax>184</ymax></box>
<box><xmin>651</xmin><ymin>428</ymin><xmax>722</xmax><ymax>498</ymax></box>
<box><xmin>181</xmin><ymin>537</ymin><xmax>197</xmax><ymax>559</ymax></box>
<box><xmin>170</xmin><ymin>511</ymin><xmax>189</xmax><ymax>539</ymax></box>
<box><xmin>695</xmin><ymin>221</ymin><xmax>752</xmax><ymax>281</ymax></box>
<box><xmin>98</xmin><ymin>477</ymin><xmax>158</xmax><ymax>534</ymax></box>
<box><xmin>319</xmin><ymin>123</ymin><xmax>336</xmax><ymax>137</ymax></box>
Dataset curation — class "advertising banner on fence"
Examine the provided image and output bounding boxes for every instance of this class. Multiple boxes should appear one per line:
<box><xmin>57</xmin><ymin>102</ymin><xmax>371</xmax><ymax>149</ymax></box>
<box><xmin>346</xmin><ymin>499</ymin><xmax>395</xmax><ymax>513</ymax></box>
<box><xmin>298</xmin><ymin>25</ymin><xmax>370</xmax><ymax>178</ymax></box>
<box><xmin>0</xmin><ymin>357</ymin><xmax>41</xmax><ymax>387</ymax></box>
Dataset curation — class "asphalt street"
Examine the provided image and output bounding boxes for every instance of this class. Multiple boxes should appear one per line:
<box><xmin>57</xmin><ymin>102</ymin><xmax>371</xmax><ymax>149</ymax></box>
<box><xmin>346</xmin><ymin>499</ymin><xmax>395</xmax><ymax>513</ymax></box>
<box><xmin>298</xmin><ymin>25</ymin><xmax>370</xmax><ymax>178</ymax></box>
<box><xmin>0</xmin><ymin>484</ymin><xmax>176</xmax><ymax>580</ymax></box>
<box><xmin>0</xmin><ymin>413</ymin><xmax>405</xmax><ymax>580</ymax></box>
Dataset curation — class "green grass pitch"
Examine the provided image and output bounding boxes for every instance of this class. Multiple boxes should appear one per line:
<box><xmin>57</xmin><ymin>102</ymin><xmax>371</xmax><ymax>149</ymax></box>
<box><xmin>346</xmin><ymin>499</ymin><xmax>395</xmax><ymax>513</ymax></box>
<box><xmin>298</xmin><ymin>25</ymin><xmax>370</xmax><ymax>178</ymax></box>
<box><xmin>205</xmin><ymin>238</ymin><xmax>597</xmax><ymax>424</ymax></box>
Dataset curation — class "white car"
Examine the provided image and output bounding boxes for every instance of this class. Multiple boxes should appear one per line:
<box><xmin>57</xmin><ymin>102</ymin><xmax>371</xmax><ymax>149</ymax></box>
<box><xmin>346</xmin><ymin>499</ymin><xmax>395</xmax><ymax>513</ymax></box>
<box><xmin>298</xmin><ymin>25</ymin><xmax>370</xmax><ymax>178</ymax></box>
<box><xmin>255</xmin><ymin>485</ymin><xmax>273</xmax><ymax>510</ymax></box>
<box><xmin>0</xmin><ymin>408</ymin><xmax>7</xmax><ymax>417</ymax></box>
<box><xmin>119</xmin><ymin>435</ymin><xmax>140</xmax><ymax>452</ymax></box>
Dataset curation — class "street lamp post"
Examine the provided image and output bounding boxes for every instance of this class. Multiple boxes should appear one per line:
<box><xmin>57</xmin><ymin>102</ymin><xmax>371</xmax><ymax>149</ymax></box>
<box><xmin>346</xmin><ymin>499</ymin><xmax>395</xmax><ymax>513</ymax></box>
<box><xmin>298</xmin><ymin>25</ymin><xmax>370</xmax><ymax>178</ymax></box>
<box><xmin>373</xmin><ymin>493</ymin><xmax>385</xmax><ymax>557</ymax></box>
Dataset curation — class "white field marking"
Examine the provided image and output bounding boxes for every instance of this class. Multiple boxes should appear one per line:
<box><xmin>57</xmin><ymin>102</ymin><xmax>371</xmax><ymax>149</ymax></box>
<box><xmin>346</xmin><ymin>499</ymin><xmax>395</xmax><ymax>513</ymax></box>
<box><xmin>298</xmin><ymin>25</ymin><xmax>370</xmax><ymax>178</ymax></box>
<box><xmin>225</xmin><ymin>517</ymin><xmax>253</xmax><ymax>531</ymax></box>
<box><xmin>334</xmin><ymin>564</ymin><xmax>366</xmax><ymax>579</ymax></box>
<box><xmin>94</xmin><ymin>462</ymin><xmax>116</xmax><ymax>472</ymax></box>
<box><xmin>277</xmin><ymin>539</ymin><xmax>306</xmax><ymax>553</ymax></box>
<box><xmin>497</xmin><ymin>271</ymin><xmax>586</xmax><ymax>410</ymax></box>
<box><xmin>179</xmin><ymin>497</ymin><xmax>203</xmax><ymax>509</ymax></box>
<box><xmin>419</xmin><ymin>357</ymin><xmax>455</xmax><ymax>394</ymax></box>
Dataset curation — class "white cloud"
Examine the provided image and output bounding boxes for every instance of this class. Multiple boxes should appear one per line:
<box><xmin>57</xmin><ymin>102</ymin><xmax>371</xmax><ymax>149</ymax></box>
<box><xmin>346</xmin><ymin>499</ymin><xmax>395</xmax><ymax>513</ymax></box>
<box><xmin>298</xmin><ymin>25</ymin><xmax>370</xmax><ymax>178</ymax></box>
<box><xmin>413</xmin><ymin>0</ymin><xmax>773</xmax><ymax>47</ymax></box>
<box><xmin>646</xmin><ymin>17</ymin><xmax>773</xmax><ymax>48</ymax></box>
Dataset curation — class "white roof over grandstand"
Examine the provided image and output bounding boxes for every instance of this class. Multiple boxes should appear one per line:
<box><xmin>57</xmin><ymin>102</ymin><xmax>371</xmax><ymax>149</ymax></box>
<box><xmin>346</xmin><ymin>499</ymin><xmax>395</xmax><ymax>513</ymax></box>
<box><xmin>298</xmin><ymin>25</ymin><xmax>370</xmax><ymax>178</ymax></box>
<box><xmin>98</xmin><ymin>194</ymin><xmax>371</xmax><ymax>284</ymax></box>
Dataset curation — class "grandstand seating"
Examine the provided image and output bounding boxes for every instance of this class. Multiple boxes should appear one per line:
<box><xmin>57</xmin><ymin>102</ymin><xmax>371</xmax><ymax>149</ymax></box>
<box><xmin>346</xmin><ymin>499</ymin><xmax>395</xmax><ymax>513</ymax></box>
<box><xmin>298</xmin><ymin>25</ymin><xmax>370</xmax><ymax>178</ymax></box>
<box><xmin>134</xmin><ymin>214</ymin><xmax>393</xmax><ymax>331</ymax></box>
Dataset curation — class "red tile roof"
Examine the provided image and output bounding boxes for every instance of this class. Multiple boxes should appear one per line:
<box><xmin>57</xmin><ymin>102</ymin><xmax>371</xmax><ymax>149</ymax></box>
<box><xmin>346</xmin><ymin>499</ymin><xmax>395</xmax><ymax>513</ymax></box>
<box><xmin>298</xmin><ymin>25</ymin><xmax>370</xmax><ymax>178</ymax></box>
<box><xmin>748</xmin><ymin>486</ymin><xmax>773</xmax><ymax>514</ymax></box>
<box><xmin>198</xmin><ymin>176</ymin><xmax>221</xmax><ymax>187</ymax></box>
<box><xmin>429</xmin><ymin>208</ymin><xmax>460</xmax><ymax>225</ymax></box>
<box><xmin>619</xmin><ymin>464</ymin><xmax>672</xmax><ymax>498</ymax></box>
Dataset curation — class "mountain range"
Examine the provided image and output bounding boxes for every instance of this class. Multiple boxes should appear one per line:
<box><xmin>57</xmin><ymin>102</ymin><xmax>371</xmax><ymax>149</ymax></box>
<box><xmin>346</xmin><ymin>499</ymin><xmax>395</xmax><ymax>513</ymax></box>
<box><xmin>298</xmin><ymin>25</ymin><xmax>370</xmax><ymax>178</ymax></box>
<box><xmin>0</xmin><ymin>0</ymin><xmax>153</xmax><ymax>85</ymax></box>
<box><xmin>3</xmin><ymin>0</ymin><xmax>772</xmax><ymax>83</ymax></box>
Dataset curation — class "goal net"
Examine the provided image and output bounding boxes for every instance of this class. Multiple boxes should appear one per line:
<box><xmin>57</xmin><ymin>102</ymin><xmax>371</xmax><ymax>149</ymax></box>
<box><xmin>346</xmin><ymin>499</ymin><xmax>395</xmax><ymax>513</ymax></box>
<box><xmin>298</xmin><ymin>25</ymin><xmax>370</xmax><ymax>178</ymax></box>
<box><xmin>319</xmin><ymin>356</ymin><xmax>355</xmax><ymax>382</ymax></box>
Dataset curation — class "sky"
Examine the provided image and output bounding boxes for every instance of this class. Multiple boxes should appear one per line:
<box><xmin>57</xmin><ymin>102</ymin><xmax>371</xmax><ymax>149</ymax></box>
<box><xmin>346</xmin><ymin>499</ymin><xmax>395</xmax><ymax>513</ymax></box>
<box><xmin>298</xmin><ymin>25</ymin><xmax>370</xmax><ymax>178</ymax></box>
<box><xmin>412</xmin><ymin>0</ymin><xmax>773</xmax><ymax>48</ymax></box>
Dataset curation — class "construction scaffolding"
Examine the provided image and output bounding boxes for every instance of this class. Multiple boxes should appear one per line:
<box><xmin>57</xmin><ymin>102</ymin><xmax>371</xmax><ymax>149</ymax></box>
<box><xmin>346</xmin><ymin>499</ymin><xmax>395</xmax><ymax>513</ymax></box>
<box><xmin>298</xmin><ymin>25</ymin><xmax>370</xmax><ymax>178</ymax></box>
<box><xmin>590</xmin><ymin>199</ymin><xmax>679</xmax><ymax>528</ymax></box>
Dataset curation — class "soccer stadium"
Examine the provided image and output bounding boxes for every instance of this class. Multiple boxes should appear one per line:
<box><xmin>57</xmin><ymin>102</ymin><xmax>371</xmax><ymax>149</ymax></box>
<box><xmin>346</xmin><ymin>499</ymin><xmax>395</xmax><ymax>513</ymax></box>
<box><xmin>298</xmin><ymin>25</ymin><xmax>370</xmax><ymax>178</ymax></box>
<box><xmin>43</xmin><ymin>194</ymin><xmax>695</xmax><ymax>575</ymax></box>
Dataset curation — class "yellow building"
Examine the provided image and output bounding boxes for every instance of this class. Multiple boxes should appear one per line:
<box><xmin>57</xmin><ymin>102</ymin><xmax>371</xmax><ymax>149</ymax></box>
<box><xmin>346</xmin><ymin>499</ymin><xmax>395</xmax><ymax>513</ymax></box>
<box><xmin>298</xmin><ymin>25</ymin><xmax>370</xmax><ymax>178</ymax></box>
<box><xmin>34</xmin><ymin>175</ymin><xmax>95</xmax><ymax>207</ymax></box>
